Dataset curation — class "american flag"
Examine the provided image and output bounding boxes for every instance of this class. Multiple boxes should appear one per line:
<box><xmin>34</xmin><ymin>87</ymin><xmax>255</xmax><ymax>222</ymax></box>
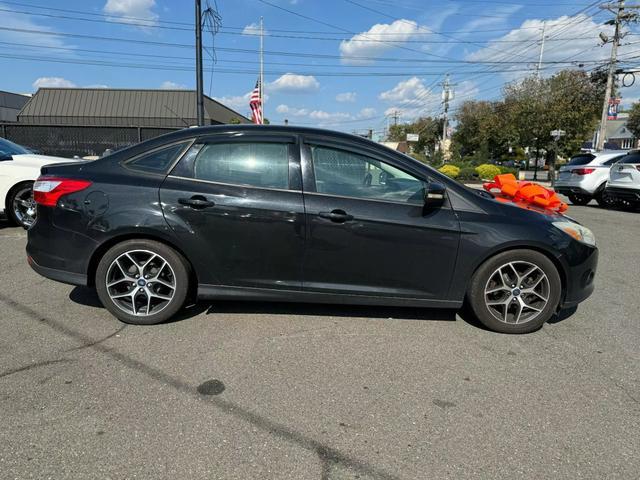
<box><xmin>249</xmin><ymin>79</ymin><xmax>263</xmax><ymax>125</ymax></box>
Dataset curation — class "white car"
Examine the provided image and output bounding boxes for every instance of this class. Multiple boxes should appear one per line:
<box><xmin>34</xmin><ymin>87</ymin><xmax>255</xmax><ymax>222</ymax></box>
<box><xmin>555</xmin><ymin>151</ymin><xmax>626</xmax><ymax>206</ymax></box>
<box><xmin>605</xmin><ymin>150</ymin><xmax>640</xmax><ymax>209</ymax></box>
<box><xmin>0</xmin><ymin>138</ymin><xmax>80</xmax><ymax>228</ymax></box>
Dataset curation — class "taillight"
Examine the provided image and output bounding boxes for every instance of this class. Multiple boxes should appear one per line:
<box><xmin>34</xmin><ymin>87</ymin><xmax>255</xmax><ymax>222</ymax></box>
<box><xmin>572</xmin><ymin>168</ymin><xmax>595</xmax><ymax>175</ymax></box>
<box><xmin>33</xmin><ymin>176</ymin><xmax>92</xmax><ymax>207</ymax></box>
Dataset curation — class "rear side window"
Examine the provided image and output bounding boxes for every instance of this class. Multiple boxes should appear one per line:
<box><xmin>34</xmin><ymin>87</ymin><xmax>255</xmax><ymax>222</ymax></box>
<box><xmin>621</xmin><ymin>154</ymin><xmax>640</xmax><ymax>164</ymax></box>
<box><xmin>126</xmin><ymin>142</ymin><xmax>189</xmax><ymax>173</ymax></box>
<box><xmin>602</xmin><ymin>155</ymin><xmax>625</xmax><ymax>166</ymax></box>
<box><xmin>190</xmin><ymin>142</ymin><xmax>289</xmax><ymax>189</ymax></box>
<box><xmin>567</xmin><ymin>154</ymin><xmax>595</xmax><ymax>166</ymax></box>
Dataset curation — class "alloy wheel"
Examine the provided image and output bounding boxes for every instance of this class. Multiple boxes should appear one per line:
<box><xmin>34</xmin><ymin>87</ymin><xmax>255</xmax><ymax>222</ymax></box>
<box><xmin>13</xmin><ymin>185</ymin><xmax>37</xmax><ymax>227</ymax></box>
<box><xmin>484</xmin><ymin>261</ymin><xmax>550</xmax><ymax>325</ymax></box>
<box><xmin>105</xmin><ymin>249</ymin><xmax>176</xmax><ymax>316</ymax></box>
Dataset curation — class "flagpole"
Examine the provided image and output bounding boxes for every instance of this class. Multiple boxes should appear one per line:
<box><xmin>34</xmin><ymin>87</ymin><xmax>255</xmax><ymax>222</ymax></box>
<box><xmin>260</xmin><ymin>16</ymin><xmax>264</xmax><ymax>123</ymax></box>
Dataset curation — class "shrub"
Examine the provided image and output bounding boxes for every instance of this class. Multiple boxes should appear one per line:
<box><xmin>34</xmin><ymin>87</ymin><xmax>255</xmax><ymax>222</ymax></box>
<box><xmin>475</xmin><ymin>163</ymin><xmax>501</xmax><ymax>180</ymax></box>
<box><xmin>458</xmin><ymin>166</ymin><xmax>478</xmax><ymax>181</ymax></box>
<box><xmin>499</xmin><ymin>166</ymin><xmax>518</xmax><ymax>176</ymax></box>
<box><xmin>438</xmin><ymin>164</ymin><xmax>460</xmax><ymax>178</ymax></box>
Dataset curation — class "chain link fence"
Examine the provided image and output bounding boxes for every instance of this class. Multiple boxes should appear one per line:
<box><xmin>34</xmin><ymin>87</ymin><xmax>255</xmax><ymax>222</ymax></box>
<box><xmin>1</xmin><ymin>124</ymin><xmax>178</xmax><ymax>157</ymax></box>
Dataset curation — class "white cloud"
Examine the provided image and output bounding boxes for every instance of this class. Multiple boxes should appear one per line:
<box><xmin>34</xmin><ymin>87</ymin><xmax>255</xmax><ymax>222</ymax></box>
<box><xmin>275</xmin><ymin>104</ymin><xmax>309</xmax><ymax>116</ymax></box>
<box><xmin>309</xmin><ymin>110</ymin><xmax>351</xmax><ymax>121</ymax></box>
<box><xmin>103</xmin><ymin>0</ymin><xmax>159</xmax><ymax>27</ymax></box>
<box><xmin>357</xmin><ymin>107</ymin><xmax>377</xmax><ymax>119</ymax></box>
<box><xmin>32</xmin><ymin>77</ymin><xmax>77</xmax><ymax>89</ymax></box>
<box><xmin>160</xmin><ymin>81</ymin><xmax>187</xmax><ymax>90</ymax></box>
<box><xmin>340</xmin><ymin>19</ymin><xmax>430</xmax><ymax>65</ymax></box>
<box><xmin>379</xmin><ymin>76</ymin><xmax>432</xmax><ymax>103</ymax></box>
<box><xmin>267</xmin><ymin>73</ymin><xmax>320</xmax><ymax>93</ymax></box>
<box><xmin>0</xmin><ymin>9</ymin><xmax>72</xmax><ymax>51</ymax></box>
<box><xmin>336</xmin><ymin>92</ymin><xmax>357</xmax><ymax>103</ymax></box>
<box><xmin>466</xmin><ymin>15</ymin><xmax>615</xmax><ymax>81</ymax></box>
<box><xmin>242</xmin><ymin>22</ymin><xmax>268</xmax><ymax>36</ymax></box>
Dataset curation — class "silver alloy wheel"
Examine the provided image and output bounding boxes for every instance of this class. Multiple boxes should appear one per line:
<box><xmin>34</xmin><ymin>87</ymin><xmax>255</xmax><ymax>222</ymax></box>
<box><xmin>105</xmin><ymin>249</ymin><xmax>176</xmax><ymax>316</ymax></box>
<box><xmin>12</xmin><ymin>185</ymin><xmax>37</xmax><ymax>227</ymax></box>
<box><xmin>484</xmin><ymin>261</ymin><xmax>550</xmax><ymax>325</ymax></box>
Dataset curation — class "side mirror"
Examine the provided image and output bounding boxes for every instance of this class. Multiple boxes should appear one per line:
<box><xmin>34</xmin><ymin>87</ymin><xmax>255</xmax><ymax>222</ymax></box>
<box><xmin>424</xmin><ymin>182</ymin><xmax>446</xmax><ymax>208</ymax></box>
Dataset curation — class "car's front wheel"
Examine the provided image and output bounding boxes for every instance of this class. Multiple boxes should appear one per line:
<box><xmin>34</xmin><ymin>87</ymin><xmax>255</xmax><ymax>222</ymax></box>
<box><xmin>95</xmin><ymin>239</ymin><xmax>190</xmax><ymax>325</ymax></box>
<box><xmin>467</xmin><ymin>250</ymin><xmax>561</xmax><ymax>334</ymax></box>
<box><xmin>6</xmin><ymin>181</ymin><xmax>36</xmax><ymax>228</ymax></box>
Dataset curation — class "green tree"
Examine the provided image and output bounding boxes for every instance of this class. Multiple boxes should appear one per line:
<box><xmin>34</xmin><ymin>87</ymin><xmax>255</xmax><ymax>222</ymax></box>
<box><xmin>626</xmin><ymin>102</ymin><xmax>640</xmax><ymax>139</ymax></box>
<box><xmin>387</xmin><ymin>116</ymin><xmax>442</xmax><ymax>156</ymax></box>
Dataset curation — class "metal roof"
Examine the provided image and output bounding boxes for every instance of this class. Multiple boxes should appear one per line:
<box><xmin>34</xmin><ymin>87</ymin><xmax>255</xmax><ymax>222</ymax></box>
<box><xmin>17</xmin><ymin>88</ymin><xmax>250</xmax><ymax>127</ymax></box>
<box><xmin>0</xmin><ymin>90</ymin><xmax>30</xmax><ymax>122</ymax></box>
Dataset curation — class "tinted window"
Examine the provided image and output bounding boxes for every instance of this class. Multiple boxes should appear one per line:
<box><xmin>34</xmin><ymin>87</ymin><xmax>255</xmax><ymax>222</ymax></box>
<box><xmin>602</xmin><ymin>155</ymin><xmax>625</xmax><ymax>166</ymax></box>
<box><xmin>192</xmin><ymin>142</ymin><xmax>289</xmax><ymax>189</ymax></box>
<box><xmin>0</xmin><ymin>138</ymin><xmax>31</xmax><ymax>156</ymax></box>
<box><xmin>127</xmin><ymin>142</ymin><xmax>189</xmax><ymax>173</ymax></box>
<box><xmin>311</xmin><ymin>145</ymin><xmax>425</xmax><ymax>204</ymax></box>
<box><xmin>567</xmin><ymin>154</ymin><xmax>594</xmax><ymax>166</ymax></box>
<box><xmin>621</xmin><ymin>153</ymin><xmax>640</xmax><ymax>164</ymax></box>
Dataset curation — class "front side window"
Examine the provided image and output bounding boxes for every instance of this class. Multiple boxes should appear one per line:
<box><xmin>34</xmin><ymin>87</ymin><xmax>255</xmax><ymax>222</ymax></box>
<box><xmin>127</xmin><ymin>142</ymin><xmax>189</xmax><ymax>173</ymax></box>
<box><xmin>189</xmin><ymin>142</ymin><xmax>290</xmax><ymax>189</ymax></box>
<box><xmin>310</xmin><ymin>145</ymin><xmax>425</xmax><ymax>204</ymax></box>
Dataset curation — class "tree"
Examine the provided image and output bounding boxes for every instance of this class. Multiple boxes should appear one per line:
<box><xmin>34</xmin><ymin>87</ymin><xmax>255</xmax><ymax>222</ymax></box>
<box><xmin>387</xmin><ymin>116</ymin><xmax>442</xmax><ymax>156</ymax></box>
<box><xmin>626</xmin><ymin>102</ymin><xmax>640</xmax><ymax>139</ymax></box>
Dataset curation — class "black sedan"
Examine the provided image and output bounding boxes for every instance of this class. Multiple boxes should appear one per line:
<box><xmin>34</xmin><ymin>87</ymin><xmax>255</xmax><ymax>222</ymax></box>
<box><xmin>27</xmin><ymin>125</ymin><xmax>598</xmax><ymax>334</ymax></box>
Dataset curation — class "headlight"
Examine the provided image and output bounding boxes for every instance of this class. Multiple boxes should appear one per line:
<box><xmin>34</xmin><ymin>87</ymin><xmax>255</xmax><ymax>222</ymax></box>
<box><xmin>552</xmin><ymin>221</ymin><xmax>596</xmax><ymax>246</ymax></box>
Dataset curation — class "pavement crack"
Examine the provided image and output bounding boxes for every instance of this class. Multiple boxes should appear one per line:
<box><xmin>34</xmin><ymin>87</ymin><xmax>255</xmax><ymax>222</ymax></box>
<box><xmin>0</xmin><ymin>358</ymin><xmax>73</xmax><ymax>380</ymax></box>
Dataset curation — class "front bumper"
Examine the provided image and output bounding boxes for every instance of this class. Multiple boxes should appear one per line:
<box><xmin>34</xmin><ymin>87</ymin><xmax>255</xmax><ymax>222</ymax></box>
<box><xmin>559</xmin><ymin>245</ymin><xmax>598</xmax><ymax>309</ymax></box>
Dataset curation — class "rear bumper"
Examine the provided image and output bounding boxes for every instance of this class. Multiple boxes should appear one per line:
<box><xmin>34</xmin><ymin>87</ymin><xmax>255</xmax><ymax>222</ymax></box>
<box><xmin>604</xmin><ymin>186</ymin><xmax>640</xmax><ymax>203</ymax></box>
<box><xmin>554</xmin><ymin>185</ymin><xmax>593</xmax><ymax>196</ymax></box>
<box><xmin>27</xmin><ymin>255</ymin><xmax>87</xmax><ymax>286</ymax></box>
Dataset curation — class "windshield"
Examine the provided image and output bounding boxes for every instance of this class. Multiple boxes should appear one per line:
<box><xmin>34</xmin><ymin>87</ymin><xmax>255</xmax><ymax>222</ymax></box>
<box><xmin>0</xmin><ymin>138</ymin><xmax>31</xmax><ymax>157</ymax></box>
<box><xmin>567</xmin><ymin>154</ymin><xmax>594</xmax><ymax>166</ymax></box>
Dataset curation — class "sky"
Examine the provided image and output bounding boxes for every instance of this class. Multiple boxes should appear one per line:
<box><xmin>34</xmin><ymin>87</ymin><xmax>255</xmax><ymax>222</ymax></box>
<box><xmin>1</xmin><ymin>0</ymin><xmax>640</xmax><ymax>136</ymax></box>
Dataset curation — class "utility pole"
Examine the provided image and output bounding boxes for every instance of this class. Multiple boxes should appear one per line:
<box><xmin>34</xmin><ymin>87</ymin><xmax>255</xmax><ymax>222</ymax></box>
<box><xmin>596</xmin><ymin>1</ymin><xmax>640</xmax><ymax>150</ymax></box>
<box><xmin>390</xmin><ymin>110</ymin><xmax>400</xmax><ymax>126</ymax></box>
<box><xmin>536</xmin><ymin>21</ymin><xmax>546</xmax><ymax>79</ymax></box>
<box><xmin>440</xmin><ymin>74</ymin><xmax>454</xmax><ymax>161</ymax></box>
<box><xmin>195</xmin><ymin>0</ymin><xmax>205</xmax><ymax>126</ymax></box>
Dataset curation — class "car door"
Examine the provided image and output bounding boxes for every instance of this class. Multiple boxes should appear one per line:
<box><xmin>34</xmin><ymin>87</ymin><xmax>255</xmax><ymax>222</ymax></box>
<box><xmin>160</xmin><ymin>134</ymin><xmax>305</xmax><ymax>290</ymax></box>
<box><xmin>300</xmin><ymin>137</ymin><xmax>460</xmax><ymax>301</ymax></box>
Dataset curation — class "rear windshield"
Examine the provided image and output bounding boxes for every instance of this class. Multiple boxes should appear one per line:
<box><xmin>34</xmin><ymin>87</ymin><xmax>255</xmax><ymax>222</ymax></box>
<box><xmin>567</xmin><ymin>154</ymin><xmax>595</xmax><ymax>166</ymax></box>
<box><xmin>621</xmin><ymin>153</ymin><xmax>640</xmax><ymax>164</ymax></box>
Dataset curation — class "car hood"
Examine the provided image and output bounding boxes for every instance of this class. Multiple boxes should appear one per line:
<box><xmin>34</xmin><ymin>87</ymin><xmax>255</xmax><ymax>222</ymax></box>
<box><xmin>10</xmin><ymin>154</ymin><xmax>83</xmax><ymax>168</ymax></box>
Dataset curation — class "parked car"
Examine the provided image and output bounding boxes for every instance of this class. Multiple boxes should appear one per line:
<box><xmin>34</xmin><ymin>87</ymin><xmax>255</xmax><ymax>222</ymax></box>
<box><xmin>554</xmin><ymin>151</ymin><xmax>625</xmax><ymax>206</ymax></box>
<box><xmin>604</xmin><ymin>150</ymin><xmax>640</xmax><ymax>209</ymax></box>
<box><xmin>0</xmin><ymin>137</ymin><xmax>78</xmax><ymax>228</ymax></box>
<box><xmin>27</xmin><ymin>126</ymin><xmax>598</xmax><ymax>334</ymax></box>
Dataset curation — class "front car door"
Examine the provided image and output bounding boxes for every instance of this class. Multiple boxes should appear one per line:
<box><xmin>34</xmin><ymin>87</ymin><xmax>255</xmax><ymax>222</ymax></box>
<box><xmin>160</xmin><ymin>133</ymin><xmax>305</xmax><ymax>292</ymax></box>
<box><xmin>300</xmin><ymin>136</ymin><xmax>460</xmax><ymax>304</ymax></box>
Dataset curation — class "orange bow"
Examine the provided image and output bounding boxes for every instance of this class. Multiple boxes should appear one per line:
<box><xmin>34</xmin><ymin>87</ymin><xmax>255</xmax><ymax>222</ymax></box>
<box><xmin>483</xmin><ymin>174</ymin><xmax>568</xmax><ymax>213</ymax></box>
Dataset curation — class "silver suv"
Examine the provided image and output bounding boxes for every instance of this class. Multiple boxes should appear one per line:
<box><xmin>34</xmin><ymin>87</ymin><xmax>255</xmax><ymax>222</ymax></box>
<box><xmin>555</xmin><ymin>151</ymin><xmax>625</xmax><ymax>206</ymax></box>
<box><xmin>605</xmin><ymin>151</ymin><xmax>640</xmax><ymax>209</ymax></box>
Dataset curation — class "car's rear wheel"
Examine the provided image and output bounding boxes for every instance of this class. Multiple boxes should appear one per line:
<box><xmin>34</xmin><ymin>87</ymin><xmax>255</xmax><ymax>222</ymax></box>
<box><xmin>95</xmin><ymin>239</ymin><xmax>190</xmax><ymax>325</ymax></box>
<box><xmin>6</xmin><ymin>181</ymin><xmax>36</xmax><ymax>228</ymax></box>
<box><xmin>595</xmin><ymin>189</ymin><xmax>615</xmax><ymax>208</ymax></box>
<box><xmin>567</xmin><ymin>194</ymin><xmax>591</xmax><ymax>206</ymax></box>
<box><xmin>467</xmin><ymin>250</ymin><xmax>561</xmax><ymax>334</ymax></box>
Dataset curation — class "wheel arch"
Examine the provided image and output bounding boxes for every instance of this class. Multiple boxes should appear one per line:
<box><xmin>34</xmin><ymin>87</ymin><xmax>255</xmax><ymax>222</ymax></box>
<box><xmin>86</xmin><ymin>232</ymin><xmax>198</xmax><ymax>291</ymax></box>
<box><xmin>4</xmin><ymin>179</ymin><xmax>34</xmax><ymax>207</ymax></box>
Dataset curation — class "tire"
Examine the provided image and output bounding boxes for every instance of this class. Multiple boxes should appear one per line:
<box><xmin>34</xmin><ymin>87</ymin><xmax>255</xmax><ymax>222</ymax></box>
<box><xmin>95</xmin><ymin>239</ymin><xmax>190</xmax><ymax>325</ymax></box>
<box><xmin>5</xmin><ymin>181</ymin><xmax>36</xmax><ymax>228</ymax></box>
<box><xmin>467</xmin><ymin>249</ymin><xmax>562</xmax><ymax>334</ymax></box>
<box><xmin>567</xmin><ymin>194</ymin><xmax>591</xmax><ymax>206</ymax></box>
<box><xmin>595</xmin><ymin>189</ymin><xmax>617</xmax><ymax>208</ymax></box>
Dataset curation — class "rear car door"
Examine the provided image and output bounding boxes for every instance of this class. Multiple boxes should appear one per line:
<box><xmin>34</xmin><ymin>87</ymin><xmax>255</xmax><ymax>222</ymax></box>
<box><xmin>299</xmin><ymin>136</ymin><xmax>460</xmax><ymax>301</ymax></box>
<box><xmin>160</xmin><ymin>134</ymin><xmax>305</xmax><ymax>290</ymax></box>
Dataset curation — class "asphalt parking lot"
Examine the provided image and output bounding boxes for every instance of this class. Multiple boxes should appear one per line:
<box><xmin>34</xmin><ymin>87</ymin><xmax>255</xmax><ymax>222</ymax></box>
<box><xmin>1</xmin><ymin>203</ymin><xmax>638</xmax><ymax>479</ymax></box>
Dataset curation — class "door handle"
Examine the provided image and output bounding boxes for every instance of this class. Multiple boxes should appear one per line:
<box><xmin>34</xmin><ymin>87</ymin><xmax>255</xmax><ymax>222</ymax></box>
<box><xmin>318</xmin><ymin>209</ymin><xmax>354</xmax><ymax>223</ymax></box>
<box><xmin>178</xmin><ymin>196</ymin><xmax>215</xmax><ymax>209</ymax></box>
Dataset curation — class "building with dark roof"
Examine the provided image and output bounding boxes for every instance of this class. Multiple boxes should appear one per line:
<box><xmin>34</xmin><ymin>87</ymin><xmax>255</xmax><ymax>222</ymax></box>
<box><xmin>0</xmin><ymin>90</ymin><xmax>29</xmax><ymax>123</ymax></box>
<box><xmin>2</xmin><ymin>88</ymin><xmax>251</xmax><ymax>156</ymax></box>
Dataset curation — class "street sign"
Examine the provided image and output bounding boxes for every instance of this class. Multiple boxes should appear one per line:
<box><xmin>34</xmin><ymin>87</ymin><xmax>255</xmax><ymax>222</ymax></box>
<box><xmin>406</xmin><ymin>133</ymin><xmax>419</xmax><ymax>142</ymax></box>
<box><xmin>550</xmin><ymin>130</ymin><xmax>566</xmax><ymax>140</ymax></box>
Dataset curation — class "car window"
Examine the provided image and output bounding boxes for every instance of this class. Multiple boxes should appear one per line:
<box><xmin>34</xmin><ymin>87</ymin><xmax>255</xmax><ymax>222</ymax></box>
<box><xmin>0</xmin><ymin>138</ymin><xmax>31</xmax><ymax>157</ymax></box>
<box><xmin>602</xmin><ymin>155</ymin><xmax>625</xmax><ymax>166</ymax></box>
<box><xmin>127</xmin><ymin>142</ymin><xmax>190</xmax><ymax>173</ymax></box>
<box><xmin>621</xmin><ymin>153</ymin><xmax>640</xmax><ymax>164</ymax></box>
<box><xmin>191</xmin><ymin>142</ymin><xmax>289</xmax><ymax>189</ymax></box>
<box><xmin>310</xmin><ymin>145</ymin><xmax>425</xmax><ymax>204</ymax></box>
<box><xmin>567</xmin><ymin>154</ymin><xmax>595</xmax><ymax>166</ymax></box>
